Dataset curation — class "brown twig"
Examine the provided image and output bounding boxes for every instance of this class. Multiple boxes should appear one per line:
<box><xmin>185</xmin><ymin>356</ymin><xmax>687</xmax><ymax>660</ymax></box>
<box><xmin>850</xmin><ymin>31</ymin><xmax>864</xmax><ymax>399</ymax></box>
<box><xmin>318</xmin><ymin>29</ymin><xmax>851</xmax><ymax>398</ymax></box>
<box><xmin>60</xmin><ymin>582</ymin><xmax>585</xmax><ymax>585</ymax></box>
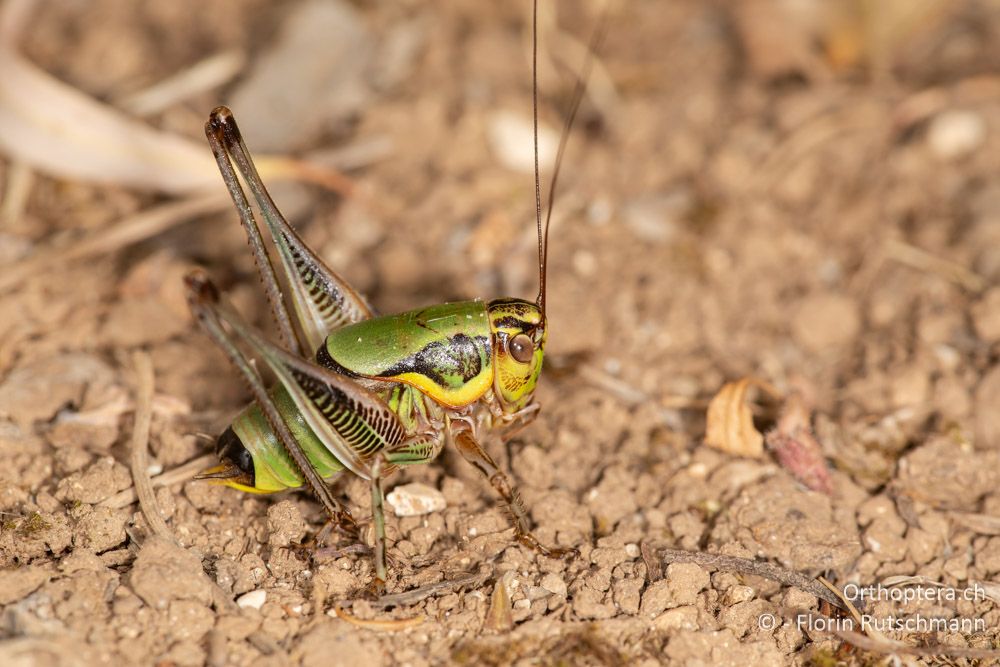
<box><xmin>369</xmin><ymin>566</ymin><xmax>493</xmax><ymax>609</ymax></box>
<box><xmin>332</xmin><ymin>604</ymin><xmax>424</xmax><ymax>631</ymax></box>
<box><xmin>885</xmin><ymin>239</ymin><xmax>986</xmax><ymax>293</ymax></box>
<box><xmin>115</xmin><ymin>49</ymin><xmax>246</xmax><ymax>117</ymax></box>
<box><xmin>818</xmin><ymin>576</ymin><xmax>864</xmax><ymax>627</ymax></box>
<box><xmin>657</xmin><ymin>547</ymin><xmax>847</xmax><ymax>611</ymax></box>
<box><xmin>0</xmin><ymin>160</ymin><xmax>33</xmax><ymax>226</ymax></box>
<box><xmin>99</xmin><ymin>454</ymin><xmax>217</xmax><ymax>509</ymax></box>
<box><xmin>128</xmin><ymin>351</ymin><xmax>177</xmax><ymax>546</ymax></box>
<box><xmin>126</xmin><ymin>369</ymin><xmax>233</xmax><ymax>642</ymax></box>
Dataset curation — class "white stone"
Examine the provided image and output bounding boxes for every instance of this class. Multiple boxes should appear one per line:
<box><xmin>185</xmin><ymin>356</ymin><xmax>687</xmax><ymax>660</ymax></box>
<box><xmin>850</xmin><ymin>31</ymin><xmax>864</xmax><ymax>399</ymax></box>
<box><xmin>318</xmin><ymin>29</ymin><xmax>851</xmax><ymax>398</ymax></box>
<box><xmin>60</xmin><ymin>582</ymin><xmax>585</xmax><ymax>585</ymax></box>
<box><xmin>487</xmin><ymin>110</ymin><xmax>559</xmax><ymax>175</ymax></box>
<box><xmin>385</xmin><ymin>482</ymin><xmax>446</xmax><ymax>517</ymax></box>
<box><xmin>928</xmin><ymin>110</ymin><xmax>986</xmax><ymax>160</ymax></box>
<box><xmin>236</xmin><ymin>589</ymin><xmax>267</xmax><ymax>610</ymax></box>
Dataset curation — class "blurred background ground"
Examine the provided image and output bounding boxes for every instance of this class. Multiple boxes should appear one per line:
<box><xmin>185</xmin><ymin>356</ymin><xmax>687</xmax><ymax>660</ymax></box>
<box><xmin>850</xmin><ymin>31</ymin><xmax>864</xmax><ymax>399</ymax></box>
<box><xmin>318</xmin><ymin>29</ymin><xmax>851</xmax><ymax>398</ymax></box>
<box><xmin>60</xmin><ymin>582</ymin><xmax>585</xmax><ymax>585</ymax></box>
<box><xmin>2</xmin><ymin>0</ymin><xmax>1000</xmax><ymax>665</ymax></box>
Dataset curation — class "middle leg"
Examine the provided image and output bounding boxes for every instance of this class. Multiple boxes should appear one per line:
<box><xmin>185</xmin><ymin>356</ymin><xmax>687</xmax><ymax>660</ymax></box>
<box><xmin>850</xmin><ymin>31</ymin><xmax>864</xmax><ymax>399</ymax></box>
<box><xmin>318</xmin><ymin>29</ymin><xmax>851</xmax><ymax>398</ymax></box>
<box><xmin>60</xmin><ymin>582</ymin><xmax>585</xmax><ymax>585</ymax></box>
<box><xmin>368</xmin><ymin>453</ymin><xmax>389</xmax><ymax>596</ymax></box>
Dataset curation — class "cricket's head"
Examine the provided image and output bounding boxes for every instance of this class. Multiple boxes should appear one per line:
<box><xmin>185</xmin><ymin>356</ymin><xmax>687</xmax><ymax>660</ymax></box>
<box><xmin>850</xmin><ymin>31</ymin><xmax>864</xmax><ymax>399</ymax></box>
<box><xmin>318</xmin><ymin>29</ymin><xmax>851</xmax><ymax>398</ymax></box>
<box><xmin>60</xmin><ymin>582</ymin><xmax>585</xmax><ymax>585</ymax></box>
<box><xmin>488</xmin><ymin>298</ymin><xmax>547</xmax><ymax>413</ymax></box>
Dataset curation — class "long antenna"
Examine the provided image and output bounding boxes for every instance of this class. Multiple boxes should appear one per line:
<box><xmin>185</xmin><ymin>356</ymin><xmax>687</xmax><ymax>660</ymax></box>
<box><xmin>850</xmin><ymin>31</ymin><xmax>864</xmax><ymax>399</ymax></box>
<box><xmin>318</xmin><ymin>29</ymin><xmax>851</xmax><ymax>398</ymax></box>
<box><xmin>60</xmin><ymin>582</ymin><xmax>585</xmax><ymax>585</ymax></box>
<box><xmin>532</xmin><ymin>0</ymin><xmax>544</xmax><ymax>311</ymax></box>
<box><xmin>534</xmin><ymin>1</ymin><xmax>610</xmax><ymax>314</ymax></box>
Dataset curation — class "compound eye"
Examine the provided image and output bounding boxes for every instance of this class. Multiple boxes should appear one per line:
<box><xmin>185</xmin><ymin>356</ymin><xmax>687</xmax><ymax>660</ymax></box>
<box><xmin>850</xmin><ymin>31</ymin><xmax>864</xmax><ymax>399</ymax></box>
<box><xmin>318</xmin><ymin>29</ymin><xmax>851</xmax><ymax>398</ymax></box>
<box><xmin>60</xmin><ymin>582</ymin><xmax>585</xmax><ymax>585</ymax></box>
<box><xmin>508</xmin><ymin>333</ymin><xmax>534</xmax><ymax>363</ymax></box>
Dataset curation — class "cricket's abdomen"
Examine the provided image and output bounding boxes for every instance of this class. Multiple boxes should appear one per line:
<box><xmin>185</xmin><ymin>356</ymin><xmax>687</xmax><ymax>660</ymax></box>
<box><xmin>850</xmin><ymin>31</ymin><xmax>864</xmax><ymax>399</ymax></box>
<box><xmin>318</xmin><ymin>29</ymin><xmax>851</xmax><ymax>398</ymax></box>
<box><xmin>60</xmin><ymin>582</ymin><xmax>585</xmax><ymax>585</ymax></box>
<box><xmin>319</xmin><ymin>300</ymin><xmax>494</xmax><ymax>408</ymax></box>
<box><xmin>229</xmin><ymin>376</ymin><xmax>446</xmax><ymax>492</ymax></box>
<box><xmin>231</xmin><ymin>383</ymin><xmax>346</xmax><ymax>492</ymax></box>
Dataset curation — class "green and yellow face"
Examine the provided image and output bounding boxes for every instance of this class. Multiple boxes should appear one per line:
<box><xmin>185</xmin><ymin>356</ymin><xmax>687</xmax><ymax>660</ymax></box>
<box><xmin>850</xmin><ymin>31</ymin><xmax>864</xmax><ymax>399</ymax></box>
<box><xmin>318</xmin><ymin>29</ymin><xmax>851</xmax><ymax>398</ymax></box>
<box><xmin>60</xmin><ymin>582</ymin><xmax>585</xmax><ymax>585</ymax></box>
<box><xmin>487</xmin><ymin>298</ymin><xmax>547</xmax><ymax>413</ymax></box>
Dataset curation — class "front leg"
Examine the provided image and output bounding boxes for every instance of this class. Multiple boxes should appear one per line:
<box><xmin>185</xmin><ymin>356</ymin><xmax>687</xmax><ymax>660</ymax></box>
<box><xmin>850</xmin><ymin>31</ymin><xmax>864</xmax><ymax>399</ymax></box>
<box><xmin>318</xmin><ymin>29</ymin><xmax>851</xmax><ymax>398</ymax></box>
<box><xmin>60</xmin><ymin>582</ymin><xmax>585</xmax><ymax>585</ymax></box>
<box><xmin>454</xmin><ymin>430</ymin><xmax>577</xmax><ymax>559</ymax></box>
<box><xmin>496</xmin><ymin>402</ymin><xmax>541</xmax><ymax>444</ymax></box>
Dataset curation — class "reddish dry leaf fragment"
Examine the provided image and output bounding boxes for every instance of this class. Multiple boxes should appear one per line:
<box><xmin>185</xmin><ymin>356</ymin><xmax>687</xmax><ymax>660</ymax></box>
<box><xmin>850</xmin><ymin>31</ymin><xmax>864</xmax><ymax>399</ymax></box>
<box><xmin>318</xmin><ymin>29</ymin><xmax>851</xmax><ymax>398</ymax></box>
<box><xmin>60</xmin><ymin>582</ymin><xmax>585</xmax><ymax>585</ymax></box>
<box><xmin>704</xmin><ymin>378</ymin><xmax>764</xmax><ymax>458</ymax></box>
<box><xmin>766</xmin><ymin>392</ymin><xmax>833</xmax><ymax>495</ymax></box>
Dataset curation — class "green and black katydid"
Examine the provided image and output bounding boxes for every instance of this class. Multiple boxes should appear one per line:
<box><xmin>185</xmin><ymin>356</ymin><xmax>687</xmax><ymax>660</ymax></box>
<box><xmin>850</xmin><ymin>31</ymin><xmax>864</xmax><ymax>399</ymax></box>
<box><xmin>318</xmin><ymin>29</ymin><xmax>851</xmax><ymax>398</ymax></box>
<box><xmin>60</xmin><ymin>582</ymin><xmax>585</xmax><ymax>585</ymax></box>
<box><xmin>185</xmin><ymin>2</ymin><xmax>598</xmax><ymax>592</ymax></box>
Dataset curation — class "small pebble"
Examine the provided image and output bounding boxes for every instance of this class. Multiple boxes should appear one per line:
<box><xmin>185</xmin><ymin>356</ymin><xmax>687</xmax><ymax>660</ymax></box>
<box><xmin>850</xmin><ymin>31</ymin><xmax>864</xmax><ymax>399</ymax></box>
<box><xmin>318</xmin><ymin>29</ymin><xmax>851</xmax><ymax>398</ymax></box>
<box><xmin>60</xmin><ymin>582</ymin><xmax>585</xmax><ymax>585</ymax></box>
<box><xmin>488</xmin><ymin>110</ymin><xmax>558</xmax><ymax>175</ymax></box>
<box><xmin>540</xmin><ymin>573</ymin><xmax>567</xmax><ymax>597</ymax></box>
<box><xmin>928</xmin><ymin>110</ymin><xmax>986</xmax><ymax>160</ymax></box>
<box><xmin>386</xmin><ymin>483</ymin><xmax>446</xmax><ymax>517</ymax></box>
<box><xmin>236</xmin><ymin>590</ymin><xmax>267</xmax><ymax>610</ymax></box>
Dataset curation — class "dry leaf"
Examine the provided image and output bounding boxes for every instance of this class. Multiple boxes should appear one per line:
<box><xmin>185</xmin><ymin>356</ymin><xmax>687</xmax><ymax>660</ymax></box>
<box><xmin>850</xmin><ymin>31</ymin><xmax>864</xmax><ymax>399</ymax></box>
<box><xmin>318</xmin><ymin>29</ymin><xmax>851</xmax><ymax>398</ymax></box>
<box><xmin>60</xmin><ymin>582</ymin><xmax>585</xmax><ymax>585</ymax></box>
<box><xmin>705</xmin><ymin>378</ymin><xmax>764</xmax><ymax>458</ymax></box>
<box><xmin>0</xmin><ymin>47</ymin><xmax>220</xmax><ymax>194</ymax></box>
<box><xmin>484</xmin><ymin>575</ymin><xmax>514</xmax><ymax>633</ymax></box>
<box><xmin>0</xmin><ymin>45</ymin><xmax>352</xmax><ymax>196</ymax></box>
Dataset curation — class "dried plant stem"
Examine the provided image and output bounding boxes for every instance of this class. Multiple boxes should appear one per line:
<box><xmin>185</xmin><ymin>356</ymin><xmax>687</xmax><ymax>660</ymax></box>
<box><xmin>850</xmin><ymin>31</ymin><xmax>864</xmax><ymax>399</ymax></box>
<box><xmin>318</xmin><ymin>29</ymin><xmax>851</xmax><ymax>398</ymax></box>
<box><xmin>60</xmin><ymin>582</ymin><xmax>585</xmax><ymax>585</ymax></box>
<box><xmin>370</xmin><ymin>566</ymin><xmax>493</xmax><ymax>609</ymax></box>
<box><xmin>818</xmin><ymin>575</ymin><xmax>864</xmax><ymax>626</ymax></box>
<box><xmin>117</xmin><ymin>50</ymin><xmax>246</xmax><ymax>117</ymax></box>
<box><xmin>129</xmin><ymin>350</ymin><xmax>177</xmax><ymax>546</ymax></box>
<box><xmin>0</xmin><ymin>192</ymin><xmax>230</xmax><ymax>294</ymax></box>
<box><xmin>886</xmin><ymin>239</ymin><xmax>985</xmax><ymax>292</ymax></box>
<box><xmin>127</xmin><ymin>356</ymin><xmax>237</xmax><ymax>616</ymax></box>
<box><xmin>332</xmin><ymin>604</ymin><xmax>424</xmax><ymax>630</ymax></box>
<box><xmin>656</xmin><ymin>547</ymin><xmax>847</xmax><ymax>611</ymax></box>
<box><xmin>0</xmin><ymin>160</ymin><xmax>34</xmax><ymax>225</ymax></box>
<box><xmin>99</xmin><ymin>454</ymin><xmax>216</xmax><ymax>510</ymax></box>
<box><xmin>640</xmin><ymin>542</ymin><xmax>663</xmax><ymax>582</ymax></box>
<box><xmin>578</xmin><ymin>366</ymin><xmax>706</xmax><ymax>410</ymax></box>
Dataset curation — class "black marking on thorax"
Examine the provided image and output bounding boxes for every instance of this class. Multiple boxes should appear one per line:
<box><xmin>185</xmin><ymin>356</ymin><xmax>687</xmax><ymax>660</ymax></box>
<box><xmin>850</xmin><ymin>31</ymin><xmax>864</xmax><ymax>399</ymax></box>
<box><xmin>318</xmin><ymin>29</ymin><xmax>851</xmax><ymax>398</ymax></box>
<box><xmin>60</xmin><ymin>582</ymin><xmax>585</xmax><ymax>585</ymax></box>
<box><xmin>377</xmin><ymin>334</ymin><xmax>489</xmax><ymax>388</ymax></box>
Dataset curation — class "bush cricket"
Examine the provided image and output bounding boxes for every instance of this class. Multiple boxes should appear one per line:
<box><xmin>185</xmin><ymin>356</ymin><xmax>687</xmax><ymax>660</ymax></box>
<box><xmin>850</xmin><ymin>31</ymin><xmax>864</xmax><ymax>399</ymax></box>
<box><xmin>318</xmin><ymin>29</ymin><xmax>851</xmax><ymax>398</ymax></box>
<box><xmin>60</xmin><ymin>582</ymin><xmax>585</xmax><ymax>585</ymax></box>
<box><xmin>186</xmin><ymin>0</ymin><xmax>600</xmax><ymax>593</ymax></box>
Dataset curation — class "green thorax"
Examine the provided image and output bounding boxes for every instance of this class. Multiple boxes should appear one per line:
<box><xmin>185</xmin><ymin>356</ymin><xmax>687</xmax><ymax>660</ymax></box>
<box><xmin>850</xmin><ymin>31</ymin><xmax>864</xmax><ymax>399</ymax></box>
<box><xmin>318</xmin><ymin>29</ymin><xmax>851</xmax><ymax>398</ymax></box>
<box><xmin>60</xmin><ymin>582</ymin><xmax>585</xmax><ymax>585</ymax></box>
<box><xmin>320</xmin><ymin>300</ymin><xmax>494</xmax><ymax>408</ymax></box>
